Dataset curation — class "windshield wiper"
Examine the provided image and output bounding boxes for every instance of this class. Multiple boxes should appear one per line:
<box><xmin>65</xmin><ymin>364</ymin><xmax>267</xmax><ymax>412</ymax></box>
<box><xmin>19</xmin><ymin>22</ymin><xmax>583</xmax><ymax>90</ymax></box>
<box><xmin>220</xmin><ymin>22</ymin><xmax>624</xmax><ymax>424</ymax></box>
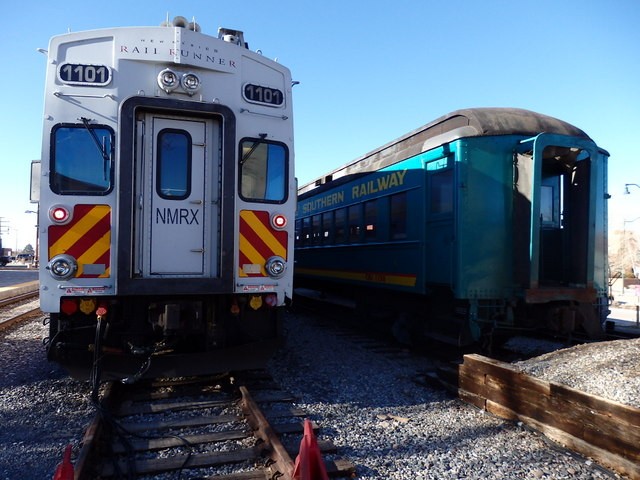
<box><xmin>240</xmin><ymin>134</ymin><xmax>268</xmax><ymax>165</ymax></box>
<box><xmin>80</xmin><ymin>117</ymin><xmax>110</xmax><ymax>180</ymax></box>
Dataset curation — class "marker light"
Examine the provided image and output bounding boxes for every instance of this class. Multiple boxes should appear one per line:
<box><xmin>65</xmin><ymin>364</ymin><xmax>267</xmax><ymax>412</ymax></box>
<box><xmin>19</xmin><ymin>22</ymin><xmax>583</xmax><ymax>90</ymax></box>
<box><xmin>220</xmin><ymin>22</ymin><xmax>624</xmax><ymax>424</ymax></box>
<box><xmin>157</xmin><ymin>68</ymin><xmax>179</xmax><ymax>93</ymax></box>
<box><xmin>249</xmin><ymin>295</ymin><xmax>263</xmax><ymax>310</ymax></box>
<box><xmin>61</xmin><ymin>298</ymin><xmax>78</xmax><ymax>316</ymax></box>
<box><xmin>181</xmin><ymin>72</ymin><xmax>201</xmax><ymax>95</ymax></box>
<box><xmin>264</xmin><ymin>293</ymin><xmax>278</xmax><ymax>307</ymax></box>
<box><xmin>265</xmin><ymin>256</ymin><xmax>286</xmax><ymax>278</ymax></box>
<box><xmin>48</xmin><ymin>254</ymin><xmax>78</xmax><ymax>280</ymax></box>
<box><xmin>49</xmin><ymin>205</ymin><xmax>71</xmax><ymax>224</ymax></box>
<box><xmin>79</xmin><ymin>298</ymin><xmax>97</xmax><ymax>315</ymax></box>
<box><xmin>271</xmin><ymin>213</ymin><xmax>287</xmax><ymax>230</ymax></box>
<box><xmin>230</xmin><ymin>298</ymin><xmax>240</xmax><ymax>316</ymax></box>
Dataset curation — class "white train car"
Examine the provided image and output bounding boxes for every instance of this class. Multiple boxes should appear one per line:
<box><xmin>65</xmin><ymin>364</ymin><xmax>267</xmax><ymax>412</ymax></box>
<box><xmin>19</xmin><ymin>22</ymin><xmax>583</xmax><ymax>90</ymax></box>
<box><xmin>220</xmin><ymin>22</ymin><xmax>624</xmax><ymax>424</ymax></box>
<box><xmin>37</xmin><ymin>16</ymin><xmax>296</xmax><ymax>380</ymax></box>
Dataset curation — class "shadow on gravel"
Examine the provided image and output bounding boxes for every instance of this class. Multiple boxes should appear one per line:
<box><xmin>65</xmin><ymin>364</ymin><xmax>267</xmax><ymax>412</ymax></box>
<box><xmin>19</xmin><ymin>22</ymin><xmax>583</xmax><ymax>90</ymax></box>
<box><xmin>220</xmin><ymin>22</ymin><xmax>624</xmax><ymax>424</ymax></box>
<box><xmin>0</xmin><ymin>337</ymin><xmax>65</xmax><ymax>390</ymax></box>
<box><xmin>265</xmin><ymin>312</ymin><xmax>614</xmax><ymax>479</ymax></box>
<box><xmin>0</xmin><ymin>374</ymin><xmax>93</xmax><ymax>480</ymax></box>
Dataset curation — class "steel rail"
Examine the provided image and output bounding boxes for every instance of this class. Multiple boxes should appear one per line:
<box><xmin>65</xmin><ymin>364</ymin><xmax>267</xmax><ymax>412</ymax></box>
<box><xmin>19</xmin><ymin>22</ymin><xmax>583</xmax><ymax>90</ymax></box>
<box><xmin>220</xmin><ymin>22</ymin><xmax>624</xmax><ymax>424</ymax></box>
<box><xmin>239</xmin><ymin>385</ymin><xmax>296</xmax><ymax>479</ymax></box>
<box><xmin>0</xmin><ymin>307</ymin><xmax>42</xmax><ymax>332</ymax></box>
<box><xmin>0</xmin><ymin>290</ymin><xmax>39</xmax><ymax>309</ymax></box>
<box><xmin>73</xmin><ymin>378</ymin><xmax>324</xmax><ymax>479</ymax></box>
<box><xmin>74</xmin><ymin>382</ymin><xmax>119</xmax><ymax>480</ymax></box>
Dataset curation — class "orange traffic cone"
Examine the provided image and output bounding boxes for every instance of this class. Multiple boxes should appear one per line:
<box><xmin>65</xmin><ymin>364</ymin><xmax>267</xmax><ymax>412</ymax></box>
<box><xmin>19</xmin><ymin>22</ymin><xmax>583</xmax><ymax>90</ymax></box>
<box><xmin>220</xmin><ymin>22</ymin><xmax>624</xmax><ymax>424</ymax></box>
<box><xmin>52</xmin><ymin>444</ymin><xmax>74</xmax><ymax>480</ymax></box>
<box><xmin>292</xmin><ymin>419</ymin><xmax>329</xmax><ymax>480</ymax></box>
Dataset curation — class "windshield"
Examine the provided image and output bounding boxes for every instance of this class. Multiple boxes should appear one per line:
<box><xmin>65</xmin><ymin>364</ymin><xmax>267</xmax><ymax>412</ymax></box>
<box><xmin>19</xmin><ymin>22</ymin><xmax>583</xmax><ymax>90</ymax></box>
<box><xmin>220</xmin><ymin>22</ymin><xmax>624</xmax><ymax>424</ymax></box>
<box><xmin>239</xmin><ymin>138</ymin><xmax>288</xmax><ymax>203</ymax></box>
<box><xmin>50</xmin><ymin>123</ymin><xmax>113</xmax><ymax>194</ymax></box>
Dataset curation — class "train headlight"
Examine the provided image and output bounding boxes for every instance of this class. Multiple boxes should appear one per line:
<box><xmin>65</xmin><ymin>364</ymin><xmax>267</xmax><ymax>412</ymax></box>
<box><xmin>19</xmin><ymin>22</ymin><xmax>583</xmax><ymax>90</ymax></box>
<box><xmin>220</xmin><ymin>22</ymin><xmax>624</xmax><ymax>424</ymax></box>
<box><xmin>157</xmin><ymin>68</ymin><xmax>179</xmax><ymax>93</ymax></box>
<box><xmin>181</xmin><ymin>72</ymin><xmax>201</xmax><ymax>95</ymax></box>
<box><xmin>265</xmin><ymin>256</ymin><xmax>286</xmax><ymax>278</ymax></box>
<box><xmin>47</xmin><ymin>254</ymin><xmax>78</xmax><ymax>280</ymax></box>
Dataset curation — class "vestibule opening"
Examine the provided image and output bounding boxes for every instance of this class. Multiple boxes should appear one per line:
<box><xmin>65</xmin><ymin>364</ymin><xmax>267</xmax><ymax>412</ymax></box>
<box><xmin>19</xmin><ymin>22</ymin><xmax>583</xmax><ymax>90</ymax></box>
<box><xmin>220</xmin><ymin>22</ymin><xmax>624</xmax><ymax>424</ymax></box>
<box><xmin>538</xmin><ymin>146</ymin><xmax>591</xmax><ymax>286</ymax></box>
<box><xmin>513</xmin><ymin>143</ymin><xmax>592</xmax><ymax>289</ymax></box>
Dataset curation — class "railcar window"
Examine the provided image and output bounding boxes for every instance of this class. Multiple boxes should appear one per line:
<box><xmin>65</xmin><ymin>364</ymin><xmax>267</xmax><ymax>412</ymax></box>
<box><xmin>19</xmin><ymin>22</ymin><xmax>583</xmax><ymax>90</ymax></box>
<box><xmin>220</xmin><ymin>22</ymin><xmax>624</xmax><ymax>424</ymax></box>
<box><xmin>311</xmin><ymin>215</ymin><xmax>321</xmax><ymax>244</ymax></box>
<box><xmin>430</xmin><ymin>169</ymin><xmax>453</xmax><ymax>214</ymax></box>
<box><xmin>322</xmin><ymin>211</ymin><xmax>333</xmax><ymax>243</ymax></box>
<box><xmin>51</xmin><ymin>124</ymin><xmax>113</xmax><ymax>194</ymax></box>
<box><xmin>390</xmin><ymin>192</ymin><xmax>407</xmax><ymax>240</ymax></box>
<box><xmin>157</xmin><ymin>129</ymin><xmax>191</xmax><ymax>200</ymax></box>
<box><xmin>301</xmin><ymin>217</ymin><xmax>311</xmax><ymax>245</ymax></box>
<box><xmin>335</xmin><ymin>208</ymin><xmax>347</xmax><ymax>243</ymax></box>
<box><xmin>295</xmin><ymin>219</ymin><xmax>302</xmax><ymax>243</ymax></box>
<box><xmin>540</xmin><ymin>185</ymin><xmax>555</xmax><ymax>223</ymax></box>
<box><xmin>364</xmin><ymin>200</ymin><xmax>377</xmax><ymax>241</ymax></box>
<box><xmin>349</xmin><ymin>205</ymin><xmax>362</xmax><ymax>242</ymax></box>
<box><xmin>239</xmin><ymin>139</ymin><xmax>288</xmax><ymax>203</ymax></box>
<box><xmin>540</xmin><ymin>174</ymin><xmax>562</xmax><ymax>227</ymax></box>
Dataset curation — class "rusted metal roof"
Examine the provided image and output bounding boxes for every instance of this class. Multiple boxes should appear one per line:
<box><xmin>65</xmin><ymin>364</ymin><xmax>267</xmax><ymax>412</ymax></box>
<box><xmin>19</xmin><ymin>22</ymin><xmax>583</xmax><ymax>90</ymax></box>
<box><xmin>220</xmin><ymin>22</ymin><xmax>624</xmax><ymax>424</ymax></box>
<box><xmin>299</xmin><ymin>108</ymin><xmax>590</xmax><ymax>195</ymax></box>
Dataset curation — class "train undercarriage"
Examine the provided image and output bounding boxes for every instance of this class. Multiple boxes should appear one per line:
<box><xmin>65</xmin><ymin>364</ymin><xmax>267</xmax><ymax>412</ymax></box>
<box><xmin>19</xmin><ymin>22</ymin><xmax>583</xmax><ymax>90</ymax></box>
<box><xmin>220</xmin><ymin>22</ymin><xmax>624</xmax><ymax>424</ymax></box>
<box><xmin>294</xmin><ymin>283</ymin><xmax>606</xmax><ymax>350</ymax></box>
<box><xmin>46</xmin><ymin>294</ymin><xmax>283</xmax><ymax>381</ymax></box>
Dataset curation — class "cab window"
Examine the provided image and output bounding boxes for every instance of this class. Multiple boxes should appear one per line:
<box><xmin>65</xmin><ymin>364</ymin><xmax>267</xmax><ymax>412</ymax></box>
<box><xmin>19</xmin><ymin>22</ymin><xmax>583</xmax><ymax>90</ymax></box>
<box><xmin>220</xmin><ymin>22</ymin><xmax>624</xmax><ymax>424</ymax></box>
<box><xmin>239</xmin><ymin>139</ymin><xmax>288</xmax><ymax>203</ymax></box>
<box><xmin>50</xmin><ymin>124</ymin><xmax>113</xmax><ymax>194</ymax></box>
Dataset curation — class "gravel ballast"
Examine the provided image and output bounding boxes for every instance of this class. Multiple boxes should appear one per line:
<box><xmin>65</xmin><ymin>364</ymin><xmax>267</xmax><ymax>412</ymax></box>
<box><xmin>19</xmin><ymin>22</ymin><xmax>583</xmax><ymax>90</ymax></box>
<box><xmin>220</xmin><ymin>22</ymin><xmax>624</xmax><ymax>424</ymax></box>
<box><xmin>1</xmin><ymin>307</ymin><xmax>636</xmax><ymax>479</ymax></box>
<box><xmin>267</xmin><ymin>311</ymin><xmax>628</xmax><ymax>480</ymax></box>
<box><xmin>514</xmin><ymin>337</ymin><xmax>640</xmax><ymax>408</ymax></box>
<box><xmin>0</xmin><ymin>310</ymin><xmax>93</xmax><ymax>480</ymax></box>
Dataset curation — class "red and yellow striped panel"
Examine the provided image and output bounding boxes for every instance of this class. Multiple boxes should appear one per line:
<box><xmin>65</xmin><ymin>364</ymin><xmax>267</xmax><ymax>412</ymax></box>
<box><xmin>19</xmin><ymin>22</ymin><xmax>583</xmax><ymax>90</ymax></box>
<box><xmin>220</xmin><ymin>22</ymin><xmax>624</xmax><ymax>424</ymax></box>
<box><xmin>239</xmin><ymin>210</ymin><xmax>287</xmax><ymax>277</ymax></box>
<box><xmin>48</xmin><ymin>205</ymin><xmax>111</xmax><ymax>278</ymax></box>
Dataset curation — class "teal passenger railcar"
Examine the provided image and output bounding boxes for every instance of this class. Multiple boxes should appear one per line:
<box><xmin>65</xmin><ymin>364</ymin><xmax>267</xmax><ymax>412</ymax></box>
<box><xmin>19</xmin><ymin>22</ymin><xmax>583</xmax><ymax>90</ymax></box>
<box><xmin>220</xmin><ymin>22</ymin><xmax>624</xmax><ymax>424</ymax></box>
<box><xmin>295</xmin><ymin>108</ymin><xmax>609</xmax><ymax>345</ymax></box>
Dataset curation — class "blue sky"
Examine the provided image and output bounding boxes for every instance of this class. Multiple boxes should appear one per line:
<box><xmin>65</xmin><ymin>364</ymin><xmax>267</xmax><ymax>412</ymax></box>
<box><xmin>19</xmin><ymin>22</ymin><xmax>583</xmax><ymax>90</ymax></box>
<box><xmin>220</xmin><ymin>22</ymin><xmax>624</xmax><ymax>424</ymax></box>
<box><xmin>1</xmin><ymin>0</ymin><xmax>638</xmax><ymax>251</ymax></box>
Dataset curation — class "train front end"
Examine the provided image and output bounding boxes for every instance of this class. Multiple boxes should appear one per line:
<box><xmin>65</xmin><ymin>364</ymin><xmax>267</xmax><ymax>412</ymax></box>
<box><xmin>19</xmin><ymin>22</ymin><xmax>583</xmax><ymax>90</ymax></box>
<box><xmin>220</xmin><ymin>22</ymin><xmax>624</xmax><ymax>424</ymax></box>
<box><xmin>37</xmin><ymin>18</ymin><xmax>295</xmax><ymax>379</ymax></box>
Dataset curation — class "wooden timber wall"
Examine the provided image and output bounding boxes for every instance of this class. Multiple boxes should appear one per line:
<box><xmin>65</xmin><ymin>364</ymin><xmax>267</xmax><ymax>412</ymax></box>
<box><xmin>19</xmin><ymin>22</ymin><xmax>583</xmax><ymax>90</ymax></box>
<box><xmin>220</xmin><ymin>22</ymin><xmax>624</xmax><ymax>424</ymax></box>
<box><xmin>458</xmin><ymin>354</ymin><xmax>640</xmax><ymax>480</ymax></box>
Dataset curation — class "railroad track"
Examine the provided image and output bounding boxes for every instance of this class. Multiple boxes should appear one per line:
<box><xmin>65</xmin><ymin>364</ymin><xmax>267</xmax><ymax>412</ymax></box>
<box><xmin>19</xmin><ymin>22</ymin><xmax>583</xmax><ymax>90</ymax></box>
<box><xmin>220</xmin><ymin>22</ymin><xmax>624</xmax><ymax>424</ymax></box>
<box><xmin>74</xmin><ymin>373</ymin><xmax>356</xmax><ymax>479</ymax></box>
<box><xmin>0</xmin><ymin>291</ymin><xmax>41</xmax><ymax>332</ymax></box>
<box><xmin>0</xmin><ymin>289</ymin><xmax>39</xmax><ymax>309</ymax></box>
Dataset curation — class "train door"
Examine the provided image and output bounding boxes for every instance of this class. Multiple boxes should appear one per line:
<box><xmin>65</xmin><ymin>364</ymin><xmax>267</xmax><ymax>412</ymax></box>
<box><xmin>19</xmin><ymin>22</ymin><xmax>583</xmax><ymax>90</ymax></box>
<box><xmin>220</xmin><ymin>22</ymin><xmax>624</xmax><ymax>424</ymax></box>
<box><xmin>424</xmin><ymin>157</ymin><xmax>454</xmax><ymax>285</ymax></box>
<box><xmin>134</xmin><ymin>114</ymin><xmax>220</xmax><ymax>277</ymax></box>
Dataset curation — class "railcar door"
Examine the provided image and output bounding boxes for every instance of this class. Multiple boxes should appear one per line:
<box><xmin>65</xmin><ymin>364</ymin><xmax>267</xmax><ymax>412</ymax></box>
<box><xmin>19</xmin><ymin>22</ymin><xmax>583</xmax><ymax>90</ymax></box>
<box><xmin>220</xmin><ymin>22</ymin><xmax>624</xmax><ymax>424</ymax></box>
<box><xmin>134</xmin><ymin>114</ymin><xmax>221</xmax><ymax>277</ymax></box>
<box><xmin>424</xmin><ymin>157</ymin><xmax>455</xmax><ymax>285</ymax></box>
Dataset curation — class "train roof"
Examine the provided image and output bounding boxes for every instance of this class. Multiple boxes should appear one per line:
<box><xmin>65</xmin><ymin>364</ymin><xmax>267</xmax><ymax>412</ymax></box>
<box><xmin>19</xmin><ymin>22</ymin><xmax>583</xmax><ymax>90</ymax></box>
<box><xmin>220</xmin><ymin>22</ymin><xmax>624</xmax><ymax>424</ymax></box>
<box><xmin>299</xmin><ymin>107</ymin><xmax>592</xmax><ymax>195</ymax></box>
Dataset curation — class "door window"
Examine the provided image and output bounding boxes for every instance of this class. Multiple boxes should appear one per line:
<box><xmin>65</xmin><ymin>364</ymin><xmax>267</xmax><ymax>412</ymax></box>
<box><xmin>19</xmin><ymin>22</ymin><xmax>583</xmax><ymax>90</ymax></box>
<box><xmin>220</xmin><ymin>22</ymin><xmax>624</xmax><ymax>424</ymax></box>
<box><xmin>430</xmin><ymin>168</ymin><xmax>453</xmax><ymax>214</ymax></box>
<box><xmin>157</xmin><ymin>129</ymin><xmax>191</xmax><ymax>200</ymax></box>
